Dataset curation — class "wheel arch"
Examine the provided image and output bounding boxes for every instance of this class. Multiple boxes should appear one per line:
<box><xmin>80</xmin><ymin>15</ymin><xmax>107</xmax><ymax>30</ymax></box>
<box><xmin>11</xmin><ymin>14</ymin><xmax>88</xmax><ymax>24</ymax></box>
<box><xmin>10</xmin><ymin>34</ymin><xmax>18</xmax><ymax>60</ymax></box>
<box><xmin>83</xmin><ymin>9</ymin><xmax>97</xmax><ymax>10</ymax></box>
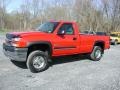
<box><xmin>93</xmin><ymin>40</ymin><xmax>105</xmax><ymax>52</ymax></box>
<box><xmin>115</xmin><ymin>39</ymin><xmax>118</xmax><ymax>41</ymax></box>
<box><xmin>27</xmin><ymin>41</ymin><xmax>53</xmax><ymax>57</ymax></box>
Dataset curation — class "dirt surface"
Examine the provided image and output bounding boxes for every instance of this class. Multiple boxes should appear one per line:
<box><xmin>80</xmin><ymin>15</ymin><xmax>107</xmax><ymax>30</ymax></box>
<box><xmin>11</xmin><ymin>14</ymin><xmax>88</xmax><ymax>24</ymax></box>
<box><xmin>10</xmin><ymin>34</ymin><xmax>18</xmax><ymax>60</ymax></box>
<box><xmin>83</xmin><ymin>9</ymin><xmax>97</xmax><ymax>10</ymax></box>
<box><xmin>0</xmin><ymin>35</ymin><xmax>120</xmax><ymax>90</ymax></box>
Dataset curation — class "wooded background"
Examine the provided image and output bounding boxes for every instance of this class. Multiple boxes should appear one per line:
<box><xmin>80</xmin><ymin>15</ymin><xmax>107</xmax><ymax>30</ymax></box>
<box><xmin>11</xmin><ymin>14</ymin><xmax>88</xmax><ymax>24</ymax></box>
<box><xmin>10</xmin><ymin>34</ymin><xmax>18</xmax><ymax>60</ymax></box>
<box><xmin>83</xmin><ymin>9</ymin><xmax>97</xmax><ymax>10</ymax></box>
<box><xmin>0</xmin><ymin>0</ymin><xmax>120</xmax><ymax>32</ymax></box>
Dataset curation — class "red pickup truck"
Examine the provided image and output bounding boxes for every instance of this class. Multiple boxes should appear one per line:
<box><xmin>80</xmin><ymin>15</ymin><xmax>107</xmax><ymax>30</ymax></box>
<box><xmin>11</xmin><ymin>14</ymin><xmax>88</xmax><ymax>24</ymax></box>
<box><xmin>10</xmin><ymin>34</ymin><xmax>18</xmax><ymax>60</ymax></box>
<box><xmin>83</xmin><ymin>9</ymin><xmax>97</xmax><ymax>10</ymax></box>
<box><xmin>3</xmin><ymin>21</ymin><xmax>110</xmax><ymax>73</ymax></box>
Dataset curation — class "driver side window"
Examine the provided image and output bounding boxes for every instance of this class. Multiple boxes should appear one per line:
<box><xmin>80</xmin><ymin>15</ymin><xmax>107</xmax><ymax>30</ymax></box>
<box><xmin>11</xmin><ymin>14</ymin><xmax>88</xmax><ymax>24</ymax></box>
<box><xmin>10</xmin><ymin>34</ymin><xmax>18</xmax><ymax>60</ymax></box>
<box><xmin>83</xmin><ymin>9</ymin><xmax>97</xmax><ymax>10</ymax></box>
<box><xmin>59</xmin><ymin>23</ymin><xmax>74</xmax><ymax>35</ymax></box>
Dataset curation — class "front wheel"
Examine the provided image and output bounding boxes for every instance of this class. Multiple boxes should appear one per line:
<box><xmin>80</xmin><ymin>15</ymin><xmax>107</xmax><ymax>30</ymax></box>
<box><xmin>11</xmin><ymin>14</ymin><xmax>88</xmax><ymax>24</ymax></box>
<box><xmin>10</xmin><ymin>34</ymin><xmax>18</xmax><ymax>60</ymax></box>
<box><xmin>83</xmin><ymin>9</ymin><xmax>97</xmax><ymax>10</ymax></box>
<box><xmin>89</xmin><ymin>46</ymin><xmax>103</xmax><ymax>61</ymax></box>
<box><xmin>27</xmin><ymin>50</ymin><xmax>49</xmax><ymax>73</ymax></box>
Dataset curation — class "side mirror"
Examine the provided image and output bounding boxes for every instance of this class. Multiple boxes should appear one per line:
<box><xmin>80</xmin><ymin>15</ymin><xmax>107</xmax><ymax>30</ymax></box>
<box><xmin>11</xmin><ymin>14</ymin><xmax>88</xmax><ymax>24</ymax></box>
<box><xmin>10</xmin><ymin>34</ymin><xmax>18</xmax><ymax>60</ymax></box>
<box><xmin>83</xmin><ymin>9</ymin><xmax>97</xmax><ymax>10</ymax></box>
<box><xmin>57</xmin><ymin>30</ymin><xmax>65</xmax><ymax>35</ymax></box>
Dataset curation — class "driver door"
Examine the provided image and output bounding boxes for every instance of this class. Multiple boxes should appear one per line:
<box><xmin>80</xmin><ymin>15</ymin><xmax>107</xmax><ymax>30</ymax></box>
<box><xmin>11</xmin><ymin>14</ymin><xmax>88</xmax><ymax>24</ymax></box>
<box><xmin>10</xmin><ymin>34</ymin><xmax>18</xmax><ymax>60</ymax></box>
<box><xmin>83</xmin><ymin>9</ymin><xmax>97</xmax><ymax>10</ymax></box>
<box><xmin>53</xmin><ymin>23</ymin><xmax>78</xmax><ymax>56</ymax></box>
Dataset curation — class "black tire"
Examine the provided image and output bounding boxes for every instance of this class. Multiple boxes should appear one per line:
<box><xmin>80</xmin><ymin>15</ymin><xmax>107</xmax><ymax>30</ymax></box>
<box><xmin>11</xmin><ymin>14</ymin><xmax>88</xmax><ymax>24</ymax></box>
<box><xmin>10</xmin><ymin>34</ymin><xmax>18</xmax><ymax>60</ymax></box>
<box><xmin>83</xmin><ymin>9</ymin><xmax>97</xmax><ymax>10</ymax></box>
<box><xmin>89</xmin><ymin>46</ymin><xmax>103</xmax><ymax>61</ymax></box>
<box><xmin>27</xmin><ymin>50</ymin><xmax>49</xmax><ymax>73</ymax></box>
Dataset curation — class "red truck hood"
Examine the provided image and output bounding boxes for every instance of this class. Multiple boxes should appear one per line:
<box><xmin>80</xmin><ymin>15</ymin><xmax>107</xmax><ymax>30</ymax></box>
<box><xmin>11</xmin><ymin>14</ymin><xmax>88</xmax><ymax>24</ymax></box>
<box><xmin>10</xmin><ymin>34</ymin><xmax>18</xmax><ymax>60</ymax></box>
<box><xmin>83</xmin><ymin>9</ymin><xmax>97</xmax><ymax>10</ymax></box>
<box><xmin>7</xmin><ymin>31</ymin><xmax>50</xmax><ymax>38</ymax></box>
<box><xmin>10</xmin><ymin>31</ymin><xmax>46</xmax><ymax>36</ymax></box>
<box><xmin>6</xmin><ymin>31</ymin><xmax>49</xmax><ymax>40</ymax></box>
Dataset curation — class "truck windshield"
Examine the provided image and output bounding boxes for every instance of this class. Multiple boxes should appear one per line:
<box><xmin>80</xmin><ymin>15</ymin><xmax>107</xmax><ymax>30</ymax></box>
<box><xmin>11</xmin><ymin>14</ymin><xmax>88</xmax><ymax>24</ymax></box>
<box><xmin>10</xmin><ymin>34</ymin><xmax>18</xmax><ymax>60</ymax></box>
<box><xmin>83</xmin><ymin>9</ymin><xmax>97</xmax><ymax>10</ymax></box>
<box><xmin>110</xmin><ymin>34</ymin><xmax>118</xmax><ymax>37</ymax></box>
<box><xmin>36</xmin><ymin>22</ymin><xmax>58</xmax><ymax>33</ymax></box>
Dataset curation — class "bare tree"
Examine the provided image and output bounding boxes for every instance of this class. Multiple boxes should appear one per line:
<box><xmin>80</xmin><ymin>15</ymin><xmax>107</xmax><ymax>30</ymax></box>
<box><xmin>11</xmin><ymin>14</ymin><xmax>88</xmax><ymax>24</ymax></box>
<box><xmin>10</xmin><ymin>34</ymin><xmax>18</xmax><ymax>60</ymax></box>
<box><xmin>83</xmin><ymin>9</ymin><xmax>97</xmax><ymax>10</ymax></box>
<box><xmin>0</xmin><ymin>0</ymin><xmax>10</xmax><ymax>29</ymax></box>
<box><xmin>0</xmin><ymin>0</ymin><xmax>120</xmax><ymax>32</ymax></box>
<box><xmin>101</xmin><ymin>0</ymin><xmax>120</xmax><ymax>32</ymax></box>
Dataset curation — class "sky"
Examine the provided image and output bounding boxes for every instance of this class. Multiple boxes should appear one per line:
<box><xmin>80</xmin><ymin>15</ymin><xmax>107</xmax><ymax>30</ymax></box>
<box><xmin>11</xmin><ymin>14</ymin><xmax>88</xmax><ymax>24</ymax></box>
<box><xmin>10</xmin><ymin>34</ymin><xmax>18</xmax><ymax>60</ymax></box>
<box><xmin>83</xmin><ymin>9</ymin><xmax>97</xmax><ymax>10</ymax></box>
<box><xmin>7</xmin><ymin>0</ymin><xmax>23</xmax><ymax>12</ymax></box>
<box><xmin>6</xmin><ymin>0</ymin><xmax>101</xmax><ymax>13</ymax></box>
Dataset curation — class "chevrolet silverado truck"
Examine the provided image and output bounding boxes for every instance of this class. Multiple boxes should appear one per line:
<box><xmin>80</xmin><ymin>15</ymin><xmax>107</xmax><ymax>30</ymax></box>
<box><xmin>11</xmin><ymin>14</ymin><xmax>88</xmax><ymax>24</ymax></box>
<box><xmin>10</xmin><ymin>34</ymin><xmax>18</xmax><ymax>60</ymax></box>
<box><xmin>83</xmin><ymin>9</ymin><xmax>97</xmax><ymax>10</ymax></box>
<box><xmin>3</xmin><ymin>21</ymin><xmax>110</xmax><ymax>73</ymax></box>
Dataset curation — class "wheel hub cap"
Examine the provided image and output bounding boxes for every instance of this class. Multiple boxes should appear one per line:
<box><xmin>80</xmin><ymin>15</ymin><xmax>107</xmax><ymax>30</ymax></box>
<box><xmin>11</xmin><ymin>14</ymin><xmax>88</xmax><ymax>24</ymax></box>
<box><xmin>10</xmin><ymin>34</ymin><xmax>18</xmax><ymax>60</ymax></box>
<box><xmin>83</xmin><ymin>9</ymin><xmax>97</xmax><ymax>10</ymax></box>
<box><xmin>33</xmin><ymin>56</ymin><xmax>45</xmax><ymax>69</ymax></box>
<box><xmin>95</xmin><ymin>50</ymin><xmax>102</xmax><ymax>59</ymax></box>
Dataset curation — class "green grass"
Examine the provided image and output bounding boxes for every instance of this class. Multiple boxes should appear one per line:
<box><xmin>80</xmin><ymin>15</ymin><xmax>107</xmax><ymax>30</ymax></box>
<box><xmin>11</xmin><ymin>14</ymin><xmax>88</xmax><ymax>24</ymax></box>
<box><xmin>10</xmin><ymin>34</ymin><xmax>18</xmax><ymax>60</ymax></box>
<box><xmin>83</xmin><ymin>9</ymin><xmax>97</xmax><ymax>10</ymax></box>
<box><xmin>0</xmin><ymin>31</ymin><xmax>6</xmax><ymax>35</ymax></box>
<box><xmin>0</xmin><ymin>28</ymin><xmax>8</xmax><ymax>35</ymax></box>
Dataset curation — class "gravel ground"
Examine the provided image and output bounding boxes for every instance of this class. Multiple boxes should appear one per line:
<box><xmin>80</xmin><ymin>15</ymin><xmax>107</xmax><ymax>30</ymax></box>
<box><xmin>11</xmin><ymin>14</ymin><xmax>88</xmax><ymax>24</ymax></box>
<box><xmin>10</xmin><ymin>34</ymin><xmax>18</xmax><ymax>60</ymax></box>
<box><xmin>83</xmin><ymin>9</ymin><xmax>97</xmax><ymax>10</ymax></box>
<box><xmin>0</xmin><ymin>35</ymin><xmax>120</xmax><ymax>90</ymax></box>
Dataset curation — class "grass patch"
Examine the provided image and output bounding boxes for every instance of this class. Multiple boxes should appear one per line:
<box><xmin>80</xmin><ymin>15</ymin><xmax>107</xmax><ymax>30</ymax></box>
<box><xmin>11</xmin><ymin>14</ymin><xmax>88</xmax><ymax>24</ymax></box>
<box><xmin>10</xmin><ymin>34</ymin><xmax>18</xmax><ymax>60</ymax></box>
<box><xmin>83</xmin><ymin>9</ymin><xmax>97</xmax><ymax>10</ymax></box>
<box><xmin>0</xmin><ymin>31</ymin><xmax>6</xmax><ymax>35</ymax></box>
<box><xmin>0</xmin><ymin>28</ymin><xmax>8</xmax><ymax>35</ymax></box>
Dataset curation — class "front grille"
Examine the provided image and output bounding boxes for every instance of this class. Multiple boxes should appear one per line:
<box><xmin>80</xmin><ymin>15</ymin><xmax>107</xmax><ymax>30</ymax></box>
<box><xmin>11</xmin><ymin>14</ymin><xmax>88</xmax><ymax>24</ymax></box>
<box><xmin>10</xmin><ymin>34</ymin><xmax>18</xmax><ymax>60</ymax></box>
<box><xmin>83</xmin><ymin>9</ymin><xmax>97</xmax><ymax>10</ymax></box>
<box><xmin>5</xmin><ymin>39</ymin><xmax>12</xmax><ymax>46</ymax></box>
<box><xmin>3</xmin><ymin>43</ymin><xmax>14</xmax><ymax>52</ymax></box>
<box><xmin>5</xmin><ymin>33</ymin><xmax>15</xmax><ymax>46</ymax></box>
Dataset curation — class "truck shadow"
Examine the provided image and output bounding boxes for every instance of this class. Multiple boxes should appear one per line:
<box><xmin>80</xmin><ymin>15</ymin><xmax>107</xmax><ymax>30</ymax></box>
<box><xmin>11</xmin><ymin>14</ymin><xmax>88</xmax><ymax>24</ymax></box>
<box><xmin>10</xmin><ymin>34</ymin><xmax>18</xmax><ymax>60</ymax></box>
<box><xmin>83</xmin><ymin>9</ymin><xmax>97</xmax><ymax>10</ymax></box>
<box><xmin>11</xmin><ymin>55</ymin><xmax>89</xmax><ymax>69</ymax></box>
<box><xmin>51</xmin><ymin>55</ymin><xmax>88</xmax><ymax>66</ymax></box>
<box><xmin>11</xmin><ymin>60</ymin><xmax>27</xmax><ymax>69</ymax></box>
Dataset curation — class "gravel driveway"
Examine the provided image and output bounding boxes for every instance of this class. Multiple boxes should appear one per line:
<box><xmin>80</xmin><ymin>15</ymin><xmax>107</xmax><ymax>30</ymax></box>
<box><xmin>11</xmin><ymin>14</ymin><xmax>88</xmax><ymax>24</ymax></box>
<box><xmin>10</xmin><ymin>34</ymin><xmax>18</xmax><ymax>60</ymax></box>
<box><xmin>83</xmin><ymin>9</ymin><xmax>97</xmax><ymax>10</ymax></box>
<box><xmin>0</xmin><ymin>34</ymin><xmax>120</xmax><ymax>90</ymax></box>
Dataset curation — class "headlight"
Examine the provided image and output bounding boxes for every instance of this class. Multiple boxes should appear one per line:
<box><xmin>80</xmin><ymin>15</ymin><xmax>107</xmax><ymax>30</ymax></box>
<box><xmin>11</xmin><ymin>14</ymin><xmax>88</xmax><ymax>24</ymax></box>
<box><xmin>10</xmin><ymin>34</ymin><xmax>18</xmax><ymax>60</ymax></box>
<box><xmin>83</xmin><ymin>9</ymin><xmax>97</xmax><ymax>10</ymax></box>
<box><xmin>12</xmin><ymin>37</ymin><xmax>21</xmax><ymax>42</ymax></box>
<box><xmin>11</xmin><ymin>37</ymin><xmax>21</xmax><ymax>47</ymax></box>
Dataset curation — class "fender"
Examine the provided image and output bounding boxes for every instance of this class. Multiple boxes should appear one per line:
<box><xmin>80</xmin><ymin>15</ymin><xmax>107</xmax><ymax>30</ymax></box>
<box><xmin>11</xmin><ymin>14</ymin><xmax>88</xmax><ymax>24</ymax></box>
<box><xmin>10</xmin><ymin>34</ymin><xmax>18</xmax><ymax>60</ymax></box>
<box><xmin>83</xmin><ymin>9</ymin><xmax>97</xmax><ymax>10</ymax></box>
<box><xmin>27</xmin><ymin>41</ymin><xmax>53</xmax><ymax>56</ymax></box>
<box><xmin>94</xmin><ymin>40</ymin><xmax>105</xmax><ymax>45</ymax></box>
<box><xmin>92</xmin><ymin>40</ymin><xmax>105</xmax><ymax>52</ymax></box>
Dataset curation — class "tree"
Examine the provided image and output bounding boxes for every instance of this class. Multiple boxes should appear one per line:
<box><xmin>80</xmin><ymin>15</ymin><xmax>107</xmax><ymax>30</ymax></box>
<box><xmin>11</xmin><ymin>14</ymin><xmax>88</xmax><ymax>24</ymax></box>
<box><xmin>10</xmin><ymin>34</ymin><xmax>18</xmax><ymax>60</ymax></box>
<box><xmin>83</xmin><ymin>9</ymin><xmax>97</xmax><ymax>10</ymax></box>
<box><xmin>0</xmin><ymin>0</ymin><xmax>120</xmax><ymax>32</ymax></box>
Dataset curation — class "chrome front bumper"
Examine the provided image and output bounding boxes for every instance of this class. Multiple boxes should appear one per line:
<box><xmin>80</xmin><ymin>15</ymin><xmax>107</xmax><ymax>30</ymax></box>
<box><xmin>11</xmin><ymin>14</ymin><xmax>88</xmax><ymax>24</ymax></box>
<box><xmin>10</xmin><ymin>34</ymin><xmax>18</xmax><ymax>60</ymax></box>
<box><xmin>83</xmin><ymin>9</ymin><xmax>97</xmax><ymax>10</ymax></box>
<box><xmin>3</xmin><ymin>43</ymin><xmax>28</xmax><ymax>62</ymax></box>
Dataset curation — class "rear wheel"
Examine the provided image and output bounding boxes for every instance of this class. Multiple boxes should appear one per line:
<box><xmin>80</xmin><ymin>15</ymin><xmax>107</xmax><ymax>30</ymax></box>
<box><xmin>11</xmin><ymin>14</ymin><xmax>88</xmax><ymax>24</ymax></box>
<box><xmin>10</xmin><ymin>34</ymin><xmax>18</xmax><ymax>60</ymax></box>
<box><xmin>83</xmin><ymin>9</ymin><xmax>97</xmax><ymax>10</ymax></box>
<box><xmin>27</xmin><ymin>50</ymin><xmax>49</xmax><ymax>73</ymax></box>
<box><xmin>89</xmin><ymin>46</ymin><xmax>103</xmax><ymax>61</ymax></box>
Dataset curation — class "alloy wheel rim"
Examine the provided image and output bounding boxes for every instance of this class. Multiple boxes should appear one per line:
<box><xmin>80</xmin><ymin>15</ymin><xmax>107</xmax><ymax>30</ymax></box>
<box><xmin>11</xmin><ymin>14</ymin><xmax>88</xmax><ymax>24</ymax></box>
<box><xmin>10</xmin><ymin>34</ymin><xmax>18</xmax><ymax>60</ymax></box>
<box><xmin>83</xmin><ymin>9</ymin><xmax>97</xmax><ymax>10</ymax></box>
<box><xmin>95</xmin><ymin>50</ymin><xmax>102</xmax><ymax>59</ymax></box>
<box><xmin>33</xmin><ymin>56</ymin><xmax>45</xmax><ymax>69</ymax></box>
